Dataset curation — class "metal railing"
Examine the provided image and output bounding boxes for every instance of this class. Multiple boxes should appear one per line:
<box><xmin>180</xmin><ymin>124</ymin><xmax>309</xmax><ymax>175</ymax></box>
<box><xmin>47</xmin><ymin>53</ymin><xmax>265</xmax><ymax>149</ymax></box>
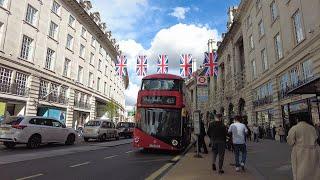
<box><xmin>253</xmin><ymin>95</ymin><xmax>273</xmax><ymax>108</ymax></box>
<box><xmin>0</xmin><ymin>83</ymin><xmax>29</xmax><ymax>96</ymax></box>
<box><xmin>278</xmin><ymin>76</ymin><xmax>315</xmax><ymax>100</ymax></box>
<box><xmin>74</xmin><ymin>101</ymin><xmax>91</xmax><ymax>110</ymax></box>
<box><xmin>39</xmin><ymin>94</ymin><xmax>68</xmax><ymax>105</ymax></box>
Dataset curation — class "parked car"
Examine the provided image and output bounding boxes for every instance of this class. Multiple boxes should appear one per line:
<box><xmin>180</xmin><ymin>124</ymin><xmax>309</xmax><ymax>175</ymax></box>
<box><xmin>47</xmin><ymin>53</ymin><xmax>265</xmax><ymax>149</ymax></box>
<box><xmin>117</xmin><ymin>122</ymin><xmax>135</xmax><ymax>138</ymax></box>
<box><xmin>0</xmin><ymin>116</ymin><xmax>77</xmax><ymax>149</ymax></box>
<box><xmin>83</xmin><ymin>120</ymin><xmax>119</xmax><ymax>142</ymax></box>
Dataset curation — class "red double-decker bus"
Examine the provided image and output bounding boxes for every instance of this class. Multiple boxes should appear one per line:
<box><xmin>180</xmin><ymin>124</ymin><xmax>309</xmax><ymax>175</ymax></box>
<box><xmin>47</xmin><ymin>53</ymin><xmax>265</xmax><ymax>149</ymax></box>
<box><xmin>133</xmin><ymin>74</ymin><xmax>191</xmax><ymax>151</ymax></box>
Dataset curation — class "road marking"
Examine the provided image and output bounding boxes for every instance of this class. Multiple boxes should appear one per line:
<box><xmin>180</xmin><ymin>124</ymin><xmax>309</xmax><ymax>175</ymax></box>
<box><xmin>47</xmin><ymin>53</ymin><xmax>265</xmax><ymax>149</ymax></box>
<box><xmin>171</xmin><ymin>155</ymin><xmax>181</xmax><ymax>162</ymax></box>
<box><xmin>69</xmin><ymin>161</ymin><xmax>90</xmax><ymax>168</ymax></box>
<box><xmin>145</xmin><ymin>163</ymin><xmax>173</xmax><ymax>180</ymax></box>
<box><xmin>104</xmin><ymin>155</ymin><xmax>118</xmax><ymax>159</ymax></box>
<box><xmin>125</xmin><ymin>150</ymin><xmax>134</xmax><ymax>154</ymax></box>
<box><xmin>16</xmin><ymin>173</ymin><xmax>44</xmax><ymax>180</ymax></box>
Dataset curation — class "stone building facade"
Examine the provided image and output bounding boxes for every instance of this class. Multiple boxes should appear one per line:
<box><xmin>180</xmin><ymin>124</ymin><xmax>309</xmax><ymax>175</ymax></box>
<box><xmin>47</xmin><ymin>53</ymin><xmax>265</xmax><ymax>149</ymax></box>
<box><xmin>210</xmin><ymin>0</ymin><xmax>320</xmax><ymax>136</ymax></box>
<box><xmin>0</xmin><ymin>0</ymin><xmax>128</xmax><ymax>128</ymax></box>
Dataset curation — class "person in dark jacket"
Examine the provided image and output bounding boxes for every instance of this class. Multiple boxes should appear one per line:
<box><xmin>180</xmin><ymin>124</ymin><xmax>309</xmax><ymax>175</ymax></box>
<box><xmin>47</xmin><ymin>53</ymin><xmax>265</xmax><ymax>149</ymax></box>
<box><xmin>198</xmin><ymin>118</ymin><xmax>208</xmax><ymax>154</ymax></box>
<box><xmin>207</xmin><ymin>114</ymin><xmax>227</xmax><ymax>174</ymax></box>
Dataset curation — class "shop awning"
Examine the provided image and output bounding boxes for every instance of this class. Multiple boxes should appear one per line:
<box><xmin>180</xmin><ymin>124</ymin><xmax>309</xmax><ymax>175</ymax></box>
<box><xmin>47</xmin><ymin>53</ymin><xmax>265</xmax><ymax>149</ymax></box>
<box><xmin>287</xmin><ymin>76</ymin><xmax>320</xmax><ymax>95</ymax></box>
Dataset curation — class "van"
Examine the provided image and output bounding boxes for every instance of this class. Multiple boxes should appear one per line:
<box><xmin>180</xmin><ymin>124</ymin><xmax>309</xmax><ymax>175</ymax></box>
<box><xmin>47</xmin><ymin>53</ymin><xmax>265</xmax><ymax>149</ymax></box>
<box><xmin>83</xmin><ymin>120</ymin><xmax>119</xmax><ymax>142</ymax></box>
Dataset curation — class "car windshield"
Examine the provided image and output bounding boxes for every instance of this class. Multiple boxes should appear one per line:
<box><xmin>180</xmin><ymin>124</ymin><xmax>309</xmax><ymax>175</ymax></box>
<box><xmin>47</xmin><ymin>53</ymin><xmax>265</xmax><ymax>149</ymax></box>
<box><xmin>117</xmin><ymin>122</ymin><xmax>130</xmax><ymax>128</ymax></box>
<box><xmin>85</xmin><ymin>121</ymin><xmax>101</xmax><ymax>127</ymax></box>
<box><xmin>141</xmin><ymin>79</ymin><xmax>180</xmax><ymax>91</ymax></box>
<box><xmin>1</xmin><ymin>117</ymin><xmax>24</xmax><ymax>125</ymax></box>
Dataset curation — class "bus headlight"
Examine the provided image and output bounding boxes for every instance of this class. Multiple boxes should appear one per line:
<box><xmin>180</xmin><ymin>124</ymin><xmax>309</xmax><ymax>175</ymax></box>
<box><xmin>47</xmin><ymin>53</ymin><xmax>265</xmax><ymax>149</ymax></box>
<box><xmin>172</xmin><ymin>139</ymin><xmax>178</xmax><ymax>146</ymax></box>
<box><xmin>134</xmin><ymin>137</ymin><xmax>140</xmax><ymax>143</ymax></box>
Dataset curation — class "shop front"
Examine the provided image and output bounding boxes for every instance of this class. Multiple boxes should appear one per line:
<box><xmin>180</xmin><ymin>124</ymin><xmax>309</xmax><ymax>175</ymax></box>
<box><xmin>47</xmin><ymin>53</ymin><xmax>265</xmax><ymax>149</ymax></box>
<box><xmin>255</xmin><ymin>109</ymin><xmax>275</xmax><ymax>139</ymax></box>
<box><xmin>37</xmin><ymin>106</ymin><xmax>66</xmax><ymax>124</ymax></box>
<box><xmin>0</xmin><ymin>100</ymin><xmax>26</xmax><ymax>119</ymax></box>
<box><xmin>73</xmin><ymin>110</ymin><xmax>90</xmax><ymax>129</ymax></box>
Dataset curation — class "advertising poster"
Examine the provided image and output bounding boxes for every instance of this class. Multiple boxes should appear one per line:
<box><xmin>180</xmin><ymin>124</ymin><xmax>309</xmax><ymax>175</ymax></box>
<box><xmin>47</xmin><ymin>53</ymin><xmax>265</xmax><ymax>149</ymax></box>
<box><xmin>38</xmin><ymin>107</ymin><xmax>66</xmax><ymax>124</ymax></box>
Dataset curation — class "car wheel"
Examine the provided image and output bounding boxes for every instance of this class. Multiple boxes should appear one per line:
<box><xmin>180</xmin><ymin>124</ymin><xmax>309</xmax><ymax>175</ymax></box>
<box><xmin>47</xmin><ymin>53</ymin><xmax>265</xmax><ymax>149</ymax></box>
<box><xmin>84</xmin><ymin>138</ymin><xmax>89</xmax><ymax>142</ymax></box>
<box><xmin>65</xmin><ymin>134</ymin><xmax>75</xmax><ymax>145</ymax></box>
<box><xmin>99</xmin><ymin>134</ymin><xmax>107</xmax><ymax>142</ymax></box>
<box><xmin>3</xmin><ymin>142</ymin><xmax>16</xmax><ymax>149</ymax></box>
<box><xmin>27</xmin><ymin>135</ymin><xmax>41</xmax><ymax>149</ymax></box>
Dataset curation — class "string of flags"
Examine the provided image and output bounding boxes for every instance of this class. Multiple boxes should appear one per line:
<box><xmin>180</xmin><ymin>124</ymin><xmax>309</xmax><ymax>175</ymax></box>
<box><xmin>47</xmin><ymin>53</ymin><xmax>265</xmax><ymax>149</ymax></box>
<box><xmin>115</xmin><ymin>51</ymin><xmax>218</xmax><ymax>78</ymax></box>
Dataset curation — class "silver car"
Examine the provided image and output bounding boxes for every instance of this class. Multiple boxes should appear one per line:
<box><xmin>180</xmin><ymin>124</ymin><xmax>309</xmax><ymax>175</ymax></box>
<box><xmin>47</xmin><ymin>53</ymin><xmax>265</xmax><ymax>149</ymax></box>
<box><xmin>83</xmin><ymin>120</ymin><xmax>119</xmax><ymax>142</ymax></box>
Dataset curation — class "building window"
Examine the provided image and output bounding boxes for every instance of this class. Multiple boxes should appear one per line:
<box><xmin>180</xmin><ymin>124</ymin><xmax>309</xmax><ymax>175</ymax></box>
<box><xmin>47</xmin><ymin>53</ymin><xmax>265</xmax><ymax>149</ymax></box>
<box><xmin>79</xmin><ymin>44</ymin><xmax>85</xmax><ymax>58</ymax></box>
<box><xmin>280</xmin><ymin>73</ymin><xmax>289</xmax><ymax>91</ymax></box>
<box><xmin>98</xmin><ymin>59</ymin><xmax>102</xmax><ymax>71</ymax></box>
<box><xmin>15</xmin><ymin>72</ymin><xmax>28</xmax><ymax>96</ymax></box>
<box><xmin>63</xmin><ymin>58</ymin><xmax>70</xmax><ymax>77</ymax></box>
<box><xmin>88</xmin><ymin>72</ymin><xmax>93</xmax><ymax>88</ymax></box>
<box><xmin>77</xmin><ymin>66</ymin><xmax>83</xmax><ymax>83</ymax></box>
<box><xmin>258</xmin><ymin>20</ymin><xmax>264</xmax><ymax>37</ymax></box>
<box><xmin>0</xmin><ymin>0</ymin><xmax>6</xmax><ymax>7</ymax></box>
<box><xmin>39</xmin><ymin>80</ymin><xmax>48</xmax><ymax>99</ymax></box>
<box><xmin>249</xmin><ymin>35</ymin><xmax>254</xmax><ymax>50</ymax></box>
<box><xmin>252</xmin><ymin>60</ymin><xmax>257</xmax><ymax>79</ymax></box>
<box><xmin>270</xmin><ymin>1</ymin><xmax>278</xmax><ymax>22</ymax></box>
<box><xmin>20</xmin><ymin>35</ymin><xmax>34</xmax><ymax>61</ymax></box>
<box><xmin>25</xmin><ymin>4</ymin><xmax>38</xmax><ymax>26</ymax></box>
<box><xmin>290</xmin><ymin>67</ymin><xmax>299</xmax><ymax>87</ymax></box>
<box><xmin>91</xmin><ymin>36</ymin><xmax>96</xmax><ymax>47</ymax></box>
<box><xmin>50</xmin><ymin>83</ymin><xmax>59</xmax><ymax>101</ymax></box>
<box><xmin>48</xmin><ymin>21</ymin><xmax>58</xmax><ymax>40</ymax></box>
<box><xmin>66</xmin><ymin>34</ymin><xmax>73</xmax><ymax>50</ymax></box>
<box><xmin>261</xmin><ymin>48</ymin><xmax>268</xmax><ymax>71</ymax></box>
<box><xmin>81</xmin><ymin>27</ymin><xmax>86</xmax><ymax>38</ymax></box>
<box><xmin>68</xmin><ymin>15</ymin><xmax>75</xmax><ymax>28</ymax></box>
<box><xmin>0</xmin><ymin>22</ymin><xmax>3</xmax><ymax>45</ymax></box>
<box><xmin>301</xmin><ymin>60</ymin><xmax>313</xmax><ymax>80</ymax></box>
<box><xmin>274</xmin><ymin>33</ymin><xmax>283</xmax><ymax>60</ymax></box>
<box><xmin>99</xmin><ymin>44</ymin><xmax>103</xmax><ymax>54</ymax></box>
<box><xmin>51</xmin><ymin>1</ymin><xmax>61</xmax><ymax>15</ymax></box>
<box><xmin>104</xmin><ymin>82</ymin><xmax>107</xmax><ymax>95</ymax></box>
<box><xmin>45</xmin><ymin>48</ymin><xmax>55</xmax><ymax>70</ymax></box>
<box><xmin>0</xmin><ymin>67</ymin><xmax>12</xmax><ymax>92</ymax></box>
<box><xmin>97</xmin><ymin>77</ymin><xmax>100</xmax><ymax>91</ymax></box>
<box><xmin>90</xmin><ymin>53</ymin><xmax>94</xmax><ymax>65</ymax></box>
<box><xmin>293</xmin><ymin>10</ymin><xmax>304</xmax><ymax>44</ymax></box>
<box><xmin>105</xmin><ymin>65</ymin><xmax>108</xmax><ymax>76</ymax></box>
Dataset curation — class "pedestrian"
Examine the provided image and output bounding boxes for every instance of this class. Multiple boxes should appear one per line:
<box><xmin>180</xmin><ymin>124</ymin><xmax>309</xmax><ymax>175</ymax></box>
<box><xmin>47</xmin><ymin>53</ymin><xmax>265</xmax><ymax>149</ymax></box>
<box><xmin>253</xmin><ymin>124</ymin><xmax>259</xmax><ymax>142</ymax></box>
<box><xmin>207</xmin><ymin>114</ymin><xmax>227</xmax><ymax>174</ymax></box>
<box><xmin>198</xmin><ymin>118</ymin><xmax>208</xmax><ymax>154</ymax></box>
<box><xmin>277</xmin><ymin>125</ymin><xmax>286</xmax><ymax>143</ymax></box>
<box><xmin>245</xmin><ymin>124</ymin><xmax>252</xmax><ymax>142</ymax></box>
<box><xmin>228</xmin><ymin>115</ymin><xmax>248</xmax><ymax>172</ymax></box>
<box><xmin>272</xmin><ymin>126</ymin><xmax>276</xmax><ymax>140</ymax></box>
<box><xmin>287</xmin><ymin>116</ymin><xmax>320</xmax><ymax>180</ymax></box>
<box><xmin>316</xmin><ymin>122</ymin><xmax>320</xmax><ymax>145</ymax></box>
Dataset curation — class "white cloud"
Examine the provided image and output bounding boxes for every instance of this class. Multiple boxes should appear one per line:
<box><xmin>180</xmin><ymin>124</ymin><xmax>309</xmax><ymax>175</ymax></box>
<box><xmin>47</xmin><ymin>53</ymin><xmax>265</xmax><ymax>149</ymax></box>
<box><xmin>119</xmin><ymin>23</ymin><xmax>219</xmax><ymax>106</ymax></box>
<box><xmin>169</xmin><ymin>7</ymin><xmax>190</xmax><ymax>20</ymax></box>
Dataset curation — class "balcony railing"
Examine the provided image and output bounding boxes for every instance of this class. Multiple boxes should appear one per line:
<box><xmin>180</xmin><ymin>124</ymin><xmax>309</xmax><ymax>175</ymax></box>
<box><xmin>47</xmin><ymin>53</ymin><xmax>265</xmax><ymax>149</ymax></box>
<box><xmin>39</xmin><ymin>94</ymin><xmax>68</xmax><ymax>105</ymax></box>
<box><xmin>278</xmin><ymin>76</ymin><xmax>315</xmax><ymax>100</ymax></box>
<box><xmin>74</xmin><ymin>101</ymin><xmax>91</xmax><ymax>110</ymax></box>
<box><xmin>253</xmin><ymin>95</ymin><xmax>273</xmax><ymax>108</ymax></box>
<box><xmin>0</xmin><ymin>83</ymin><xmax>29</xmax><ymax>97</ymax></box>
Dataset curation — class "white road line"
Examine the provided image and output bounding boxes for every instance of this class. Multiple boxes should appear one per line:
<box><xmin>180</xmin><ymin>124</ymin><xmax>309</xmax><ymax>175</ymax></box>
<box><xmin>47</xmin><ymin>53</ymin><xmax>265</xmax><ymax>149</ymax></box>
<box><xmin>171</xmin><ymin>155</ymin><xmax>181</xmax><ymax>162</ymax></box>
<box><xmin>125</xmin><ymin>150</ymin><xmax>134</xmax><ymax>154</ymax></box>
<box><xmin>145</xmin><ymin>163</ymin><xmax>173</xmax><ymax>180</ymax></box>
<box><xmin>16</xmin><ymin>173</ymin><xmax>44</xmax><ymax>180</ymax></box>
<box><xmin>104</xmin><ymin>155</ymin><xmax>118</xmax><ymax>159</ymax></box>
<box><xmin>69</xmin><ymin>161</ymin><xmax>90</xmax><ymax>168</ymax></box>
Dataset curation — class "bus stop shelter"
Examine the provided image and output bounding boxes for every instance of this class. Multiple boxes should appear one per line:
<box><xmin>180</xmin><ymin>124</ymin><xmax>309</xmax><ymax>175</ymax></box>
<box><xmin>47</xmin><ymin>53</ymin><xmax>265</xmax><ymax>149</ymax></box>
<box><xmin>287</xmin><ymin>76</ymin><xmax>320</xmax><ymax>122</ymax></box>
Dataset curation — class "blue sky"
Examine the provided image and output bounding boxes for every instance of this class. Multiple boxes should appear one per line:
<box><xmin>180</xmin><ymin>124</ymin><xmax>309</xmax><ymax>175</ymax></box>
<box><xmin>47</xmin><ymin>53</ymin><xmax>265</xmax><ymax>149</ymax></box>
<box><xmin>91</xmin><ymin>0</ymin><xmax>240</xmax><ymax>107</ymax></box>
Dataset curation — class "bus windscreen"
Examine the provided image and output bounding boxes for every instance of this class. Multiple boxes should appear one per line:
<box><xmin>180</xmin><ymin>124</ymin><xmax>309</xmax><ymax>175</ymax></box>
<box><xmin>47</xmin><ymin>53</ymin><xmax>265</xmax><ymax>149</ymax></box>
<box><xmin>141</xmin><ymin>79</ymin><xmax>180</xmax><ymax>91</ymax></box>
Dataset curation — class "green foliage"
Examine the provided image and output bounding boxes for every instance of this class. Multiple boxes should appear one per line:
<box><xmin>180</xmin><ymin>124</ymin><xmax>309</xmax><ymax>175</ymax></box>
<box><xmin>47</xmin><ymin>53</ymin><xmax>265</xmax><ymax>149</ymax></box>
<box><xmin>105</xmin><ymin>101</ymin><xmax>119</xmax><ymax>119</ymax></box>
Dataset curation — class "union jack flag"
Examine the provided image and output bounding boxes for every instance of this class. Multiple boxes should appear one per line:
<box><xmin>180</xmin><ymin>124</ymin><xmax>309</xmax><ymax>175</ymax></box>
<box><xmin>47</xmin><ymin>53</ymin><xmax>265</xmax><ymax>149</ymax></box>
<box><xmin>157</xmin><ymin>54</ymin><xmax>168</xmax><ymax>74</ymax></box>
<box><xmin>116</xmin><ymin>55</ymin><xmax>127</xmax><ymax>76</ymax></box>
<box><xmin>136</xmin><ymin>55</ymin><xmax>147</xmax><ymax>76</ymax></box>
<box><xmin>180</xmin><ymin>54</ymin><xmax>193</xmax><ymax>77</ymax></box>
<box><xmin>203</xmin><ymin>51</ymin><xmax>218</xmax><ymax>76</ymax></box>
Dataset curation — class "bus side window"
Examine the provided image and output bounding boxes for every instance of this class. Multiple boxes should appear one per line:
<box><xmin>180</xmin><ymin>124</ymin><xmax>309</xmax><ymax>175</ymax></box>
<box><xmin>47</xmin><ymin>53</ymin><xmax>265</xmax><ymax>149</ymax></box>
<box><xmin>152</xmin><ymin>112</ymin><xmax>156</xmax><ymax>125</ymax></box>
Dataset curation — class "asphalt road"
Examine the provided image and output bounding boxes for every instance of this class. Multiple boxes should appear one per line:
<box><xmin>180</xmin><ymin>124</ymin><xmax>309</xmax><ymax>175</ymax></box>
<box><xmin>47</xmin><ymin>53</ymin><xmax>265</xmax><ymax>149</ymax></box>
<box><xmin>0</xmin><ymin>141</ymin><xmax>178</xmax><ymax>180</ymax></box>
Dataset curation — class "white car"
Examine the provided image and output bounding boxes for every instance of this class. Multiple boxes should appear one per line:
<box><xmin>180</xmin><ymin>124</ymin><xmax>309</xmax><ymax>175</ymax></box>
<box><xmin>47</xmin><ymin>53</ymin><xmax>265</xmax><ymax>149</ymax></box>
<box><xmin>83</xmin><ymin>120</ymin><xmax>119</xmax><ymax>142</ymax></box>
<box><xmin>0</xmin><ymin>116</ymin><xmax>77</xmax><ymax>149</ymax></box>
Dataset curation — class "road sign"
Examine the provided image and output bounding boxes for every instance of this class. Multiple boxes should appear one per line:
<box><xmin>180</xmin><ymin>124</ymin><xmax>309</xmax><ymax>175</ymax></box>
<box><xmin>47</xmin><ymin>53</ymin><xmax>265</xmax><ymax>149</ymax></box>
<box><xmin>197</xmin><ymin>76</ymin><xmax>208</xmax><ymax>86</ymax></box>
<box><xmin>193</xmin><ymin>110</ymin><xmax>201</xmax><ymax>135</ymax></box>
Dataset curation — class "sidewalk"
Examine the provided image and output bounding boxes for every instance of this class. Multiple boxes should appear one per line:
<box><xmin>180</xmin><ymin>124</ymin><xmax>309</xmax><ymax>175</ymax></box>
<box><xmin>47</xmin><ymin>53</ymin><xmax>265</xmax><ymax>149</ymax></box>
<box><xmin>163</xmin><ymin>138</ymin><xmax>292</xmax><ymax>180</ymax></box>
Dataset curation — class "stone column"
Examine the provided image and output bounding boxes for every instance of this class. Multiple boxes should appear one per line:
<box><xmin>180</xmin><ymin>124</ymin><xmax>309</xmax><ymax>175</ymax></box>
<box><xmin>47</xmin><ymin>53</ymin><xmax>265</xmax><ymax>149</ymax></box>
<box><xmin>25</xmin><ymin>75</ymin><xmax>40</xmax><ymax>116</ymax></box>
<box><xmin>65</xmin><ymin>88</ymin><xmax>75</xmax><ymax>128</ymax></box>
<box><xmin>90</xmin><ymin>96</ymin><xmax>96</xmax><ymax>121</ymax></box>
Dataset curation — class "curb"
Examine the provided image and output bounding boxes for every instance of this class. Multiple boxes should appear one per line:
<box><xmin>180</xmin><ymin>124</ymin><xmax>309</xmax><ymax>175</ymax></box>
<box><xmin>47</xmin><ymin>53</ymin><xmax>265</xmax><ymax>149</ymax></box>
<box><xmin>145</xmin><ymin>141</ymin><xmax>196</xmax><ymax>180</ymax></box>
